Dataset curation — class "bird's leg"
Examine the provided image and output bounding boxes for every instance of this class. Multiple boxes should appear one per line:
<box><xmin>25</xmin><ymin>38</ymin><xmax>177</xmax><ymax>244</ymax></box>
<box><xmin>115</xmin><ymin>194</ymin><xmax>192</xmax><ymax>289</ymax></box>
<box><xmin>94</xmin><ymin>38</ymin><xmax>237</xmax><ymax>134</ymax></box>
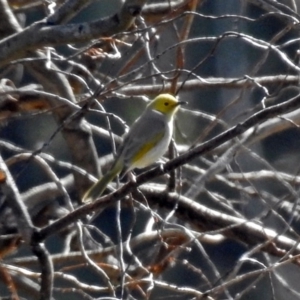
<box><xmin>157</xmin><ymin>162</ymin><xmax>165</xmax><ymax>172</ymax></box>
<box><xmin>151</xmin><ymin>160</ymin><xmax>165</xmax><ymax>173</ymax></box>
<box><xmin>127</xmin><ymin>171</ymin><xmax>137</xmax><ymax>183</ymax></box>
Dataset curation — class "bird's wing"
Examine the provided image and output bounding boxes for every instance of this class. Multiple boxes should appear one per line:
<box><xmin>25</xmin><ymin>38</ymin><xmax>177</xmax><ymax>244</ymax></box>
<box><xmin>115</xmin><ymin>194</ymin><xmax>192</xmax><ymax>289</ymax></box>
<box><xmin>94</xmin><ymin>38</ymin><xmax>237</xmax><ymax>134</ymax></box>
<box><xmin>120</xmin><ymin>110</ymin><xmax>167</xmax><ymax>170</ymax></box>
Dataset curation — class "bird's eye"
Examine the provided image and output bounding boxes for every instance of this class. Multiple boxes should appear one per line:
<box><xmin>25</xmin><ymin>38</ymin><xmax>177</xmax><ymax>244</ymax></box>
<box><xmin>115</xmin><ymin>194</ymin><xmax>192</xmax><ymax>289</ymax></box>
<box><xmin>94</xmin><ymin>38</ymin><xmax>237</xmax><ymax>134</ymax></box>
<box><xmin>164</xmin><ymin>102</ymin><xmax>169</xmax><ymax>106</ymax></box>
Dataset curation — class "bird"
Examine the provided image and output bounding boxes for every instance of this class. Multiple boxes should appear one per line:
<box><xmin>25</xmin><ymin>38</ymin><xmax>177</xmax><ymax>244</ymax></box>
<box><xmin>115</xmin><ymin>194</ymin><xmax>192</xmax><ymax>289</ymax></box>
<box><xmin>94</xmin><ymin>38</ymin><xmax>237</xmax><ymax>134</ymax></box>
<box><xmin>82</xmin><ymin>93</ymin><xmax>186</xmax><ymax>203</ymax></box>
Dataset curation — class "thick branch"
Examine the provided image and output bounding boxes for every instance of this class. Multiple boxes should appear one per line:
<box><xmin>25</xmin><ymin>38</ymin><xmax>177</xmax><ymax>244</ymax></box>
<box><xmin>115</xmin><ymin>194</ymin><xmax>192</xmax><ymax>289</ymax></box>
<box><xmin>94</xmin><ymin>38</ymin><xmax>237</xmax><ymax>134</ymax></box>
<box><xmin>119</xmin><ymin>75</ymin><xmax>300</xmax><ymax>95</ymax></box>
<box><xmin>0</xmin><ymin>0</ymin><xmax>147</xmax><ymax>66</ymax></box>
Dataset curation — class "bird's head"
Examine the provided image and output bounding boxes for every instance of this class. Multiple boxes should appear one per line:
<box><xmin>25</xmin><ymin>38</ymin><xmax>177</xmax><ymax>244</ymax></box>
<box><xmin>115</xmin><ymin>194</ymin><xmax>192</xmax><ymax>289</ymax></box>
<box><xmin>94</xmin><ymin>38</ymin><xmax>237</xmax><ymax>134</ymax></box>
<box><xmin>147</xmin><ymin>94</ymin><xmax>186</xmax><ymax>117</ymax></box>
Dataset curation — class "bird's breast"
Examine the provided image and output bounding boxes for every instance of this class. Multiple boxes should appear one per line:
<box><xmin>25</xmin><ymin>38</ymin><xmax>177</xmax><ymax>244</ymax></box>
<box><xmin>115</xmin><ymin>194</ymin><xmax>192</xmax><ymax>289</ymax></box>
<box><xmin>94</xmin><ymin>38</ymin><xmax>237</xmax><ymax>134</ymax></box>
<box><xmin>130</xmin><ymin>121</ymin><xmax>173</xmax><ymax>169</ymax></box>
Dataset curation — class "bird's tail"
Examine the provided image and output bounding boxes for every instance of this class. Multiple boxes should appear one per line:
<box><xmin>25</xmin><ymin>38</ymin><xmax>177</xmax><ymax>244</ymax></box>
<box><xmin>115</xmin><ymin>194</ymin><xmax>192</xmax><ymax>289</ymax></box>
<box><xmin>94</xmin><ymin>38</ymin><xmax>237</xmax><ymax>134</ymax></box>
<box><xmin>82</xmin><ymin>159</ymin><xmax>122</xmax><ymax>203</ymax></box>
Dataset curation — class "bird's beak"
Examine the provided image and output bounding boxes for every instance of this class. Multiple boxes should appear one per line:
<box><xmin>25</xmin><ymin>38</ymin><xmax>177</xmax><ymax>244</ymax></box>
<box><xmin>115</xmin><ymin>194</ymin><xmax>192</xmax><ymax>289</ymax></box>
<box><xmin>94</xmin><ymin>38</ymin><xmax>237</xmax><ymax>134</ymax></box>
<box><xmin>177</xmin><ymin>101</ymin><xmax>187</xmax><ymax>106</ymax></box>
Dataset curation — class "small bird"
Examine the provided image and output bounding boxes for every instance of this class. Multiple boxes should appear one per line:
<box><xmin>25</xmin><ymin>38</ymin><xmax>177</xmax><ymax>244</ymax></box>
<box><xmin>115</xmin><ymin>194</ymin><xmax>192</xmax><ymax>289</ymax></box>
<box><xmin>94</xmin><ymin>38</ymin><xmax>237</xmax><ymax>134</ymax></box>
<box><xmin>82</xmin><ymin>93</ymin><xmax>186</xmax><ymax>203</ymax></box>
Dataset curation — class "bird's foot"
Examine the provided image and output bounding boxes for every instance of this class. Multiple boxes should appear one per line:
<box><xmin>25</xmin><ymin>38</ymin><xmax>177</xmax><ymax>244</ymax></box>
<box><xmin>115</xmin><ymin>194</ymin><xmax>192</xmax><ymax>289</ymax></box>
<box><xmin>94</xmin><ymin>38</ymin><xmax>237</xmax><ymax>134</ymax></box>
<box><xmin>154</xmin><ymin>161</ymin><xmax>165</xmax><ymax>173</ymax></box>
<box><xmin>128</xmin><ymin>171</ymin><xmax>137</xmax><ymax>183</ymax></box>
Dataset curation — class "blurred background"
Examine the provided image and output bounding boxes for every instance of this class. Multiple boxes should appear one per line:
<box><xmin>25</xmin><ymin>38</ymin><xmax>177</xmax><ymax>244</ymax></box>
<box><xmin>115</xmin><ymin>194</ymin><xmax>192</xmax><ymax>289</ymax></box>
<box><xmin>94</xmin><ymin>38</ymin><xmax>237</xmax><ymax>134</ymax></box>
<box><xmin>1</xmin><ymin>0</ymin><xmax>300</xmax><ymax>299</ymax></box>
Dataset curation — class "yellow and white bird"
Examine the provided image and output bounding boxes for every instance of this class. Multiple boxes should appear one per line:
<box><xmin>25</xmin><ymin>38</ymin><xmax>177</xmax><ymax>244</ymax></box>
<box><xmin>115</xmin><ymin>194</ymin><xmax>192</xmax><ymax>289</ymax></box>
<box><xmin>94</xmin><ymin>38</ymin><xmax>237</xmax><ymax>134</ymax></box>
<box><xmin>83</xmin><ymin>93</ymin><xmax>185</xmax><ymax>203</ymax></box>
